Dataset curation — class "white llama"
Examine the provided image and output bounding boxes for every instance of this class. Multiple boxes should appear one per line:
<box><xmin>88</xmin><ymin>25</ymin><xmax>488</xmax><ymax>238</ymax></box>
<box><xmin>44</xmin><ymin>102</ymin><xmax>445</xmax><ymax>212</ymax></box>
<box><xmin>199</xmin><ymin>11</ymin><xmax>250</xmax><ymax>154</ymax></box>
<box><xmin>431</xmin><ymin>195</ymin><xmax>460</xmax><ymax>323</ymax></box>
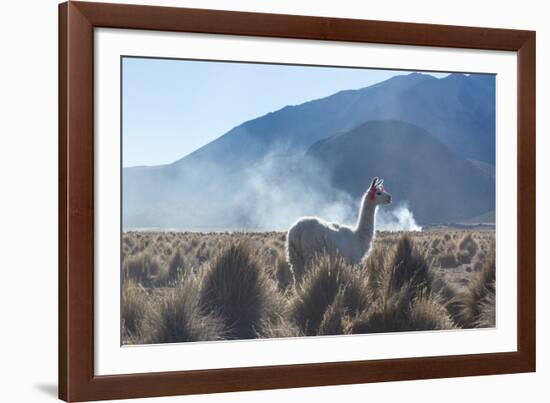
<box><xmin>286</xmin><ymin>177</ymin><xmax>392</xmax><ymax>283</ymax></box>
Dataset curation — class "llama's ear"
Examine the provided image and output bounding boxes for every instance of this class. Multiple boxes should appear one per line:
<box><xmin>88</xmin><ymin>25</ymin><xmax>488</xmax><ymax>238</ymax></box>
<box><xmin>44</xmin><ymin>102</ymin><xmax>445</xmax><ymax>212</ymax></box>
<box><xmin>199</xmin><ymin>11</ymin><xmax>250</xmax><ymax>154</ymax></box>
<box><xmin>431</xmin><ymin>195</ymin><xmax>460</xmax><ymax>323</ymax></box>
<box><xmin>369</xmin><ymin>177</ymin><xmax>378</xmax><ymax>189</ymax></box>
<box><xmin>377</xmin><ymin>178</ymin><xmax>384</xmax><ymax>187</ymax></box>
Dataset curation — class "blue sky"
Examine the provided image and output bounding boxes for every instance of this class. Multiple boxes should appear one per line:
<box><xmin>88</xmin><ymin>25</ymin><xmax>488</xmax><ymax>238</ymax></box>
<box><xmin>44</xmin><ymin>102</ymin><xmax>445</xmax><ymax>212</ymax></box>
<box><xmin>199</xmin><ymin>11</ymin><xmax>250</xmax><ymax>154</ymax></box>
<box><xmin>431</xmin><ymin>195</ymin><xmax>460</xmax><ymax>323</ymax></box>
<box><xmin>122</xmin><ymin>57</ymin><xmax>448</xmax><ymax>167</ymax></box>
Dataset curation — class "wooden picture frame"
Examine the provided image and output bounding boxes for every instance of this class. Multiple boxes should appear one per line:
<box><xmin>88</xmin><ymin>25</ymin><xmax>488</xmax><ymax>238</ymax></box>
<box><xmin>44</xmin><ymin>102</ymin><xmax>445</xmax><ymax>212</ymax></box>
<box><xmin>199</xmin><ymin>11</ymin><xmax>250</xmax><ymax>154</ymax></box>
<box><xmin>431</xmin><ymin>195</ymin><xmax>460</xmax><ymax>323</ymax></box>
<box><xmin>59</xmin><ymin>1</ymin><xmax>536</xmax><ymax>401</ymax></box>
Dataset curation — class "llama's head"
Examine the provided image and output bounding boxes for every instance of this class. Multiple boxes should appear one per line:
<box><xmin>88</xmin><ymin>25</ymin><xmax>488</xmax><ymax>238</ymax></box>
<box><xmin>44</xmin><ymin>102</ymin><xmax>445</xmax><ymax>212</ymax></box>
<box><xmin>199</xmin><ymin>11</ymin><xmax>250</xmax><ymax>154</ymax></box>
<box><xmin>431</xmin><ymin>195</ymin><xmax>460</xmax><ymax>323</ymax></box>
<box><xmin>367</xmin><ymin>177</ymin><xmax>392</xmax><ymax>205</ymax></box>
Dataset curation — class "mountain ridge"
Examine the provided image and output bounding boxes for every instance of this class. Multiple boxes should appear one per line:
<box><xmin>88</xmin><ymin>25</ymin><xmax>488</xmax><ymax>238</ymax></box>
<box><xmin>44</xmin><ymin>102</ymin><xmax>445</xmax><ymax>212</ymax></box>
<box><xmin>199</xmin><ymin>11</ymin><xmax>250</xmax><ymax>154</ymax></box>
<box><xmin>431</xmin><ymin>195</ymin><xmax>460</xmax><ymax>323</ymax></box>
<box><xmin>123</xmin><ymin>72</ymin><xmax>496</xmax><ymax>228</ymax></box>
<box><xmin>159</xmin><ymin>72</ymin><xmax>495</xmax><ymax>171</ymax></box>
<box><xmin>301</xmin><ymin>120</ymin><xmax>494</xmax><ymax>224</ymax></box>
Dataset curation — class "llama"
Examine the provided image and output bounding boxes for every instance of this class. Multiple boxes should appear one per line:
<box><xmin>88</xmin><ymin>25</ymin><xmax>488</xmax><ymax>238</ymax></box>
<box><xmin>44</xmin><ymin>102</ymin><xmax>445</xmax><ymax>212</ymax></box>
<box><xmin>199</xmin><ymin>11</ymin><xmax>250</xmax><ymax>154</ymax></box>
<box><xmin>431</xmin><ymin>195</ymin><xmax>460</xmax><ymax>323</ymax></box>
<box><xmin>286</xmin><ymin>177</ymin><xmax>392</xmax><ymax>283</ymax></box>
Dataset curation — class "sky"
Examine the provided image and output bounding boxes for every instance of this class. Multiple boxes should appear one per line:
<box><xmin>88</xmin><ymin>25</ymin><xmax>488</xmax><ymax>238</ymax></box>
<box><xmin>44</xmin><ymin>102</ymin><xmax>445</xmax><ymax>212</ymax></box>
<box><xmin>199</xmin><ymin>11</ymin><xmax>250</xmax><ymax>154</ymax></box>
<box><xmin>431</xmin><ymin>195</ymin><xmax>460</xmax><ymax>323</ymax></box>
<box><xmin>122</xmin><ymin>57</ymin><xmax>449</xmax><ymax>167</ymax></box>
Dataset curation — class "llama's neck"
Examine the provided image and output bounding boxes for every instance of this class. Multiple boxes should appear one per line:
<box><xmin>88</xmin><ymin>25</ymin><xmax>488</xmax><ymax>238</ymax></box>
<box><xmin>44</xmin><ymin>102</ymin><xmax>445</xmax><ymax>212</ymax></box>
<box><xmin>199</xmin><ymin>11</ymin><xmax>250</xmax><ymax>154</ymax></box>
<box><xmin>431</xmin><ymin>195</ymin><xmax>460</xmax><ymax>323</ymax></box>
<box><xmin>355</xmin><ymin>195</ymin><xmax>377</xmax><ymax>241</ymax></box>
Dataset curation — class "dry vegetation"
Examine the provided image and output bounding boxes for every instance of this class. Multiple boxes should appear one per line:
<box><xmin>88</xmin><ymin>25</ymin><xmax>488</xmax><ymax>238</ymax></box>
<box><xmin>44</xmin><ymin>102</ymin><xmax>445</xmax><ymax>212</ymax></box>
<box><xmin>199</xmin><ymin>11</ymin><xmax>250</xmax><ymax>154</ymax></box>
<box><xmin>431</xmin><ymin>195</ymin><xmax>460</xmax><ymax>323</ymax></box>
<box><xmin>121</xmin><ymin>229</ymin><xmax>495</xmax><ymax>345</ymax></box>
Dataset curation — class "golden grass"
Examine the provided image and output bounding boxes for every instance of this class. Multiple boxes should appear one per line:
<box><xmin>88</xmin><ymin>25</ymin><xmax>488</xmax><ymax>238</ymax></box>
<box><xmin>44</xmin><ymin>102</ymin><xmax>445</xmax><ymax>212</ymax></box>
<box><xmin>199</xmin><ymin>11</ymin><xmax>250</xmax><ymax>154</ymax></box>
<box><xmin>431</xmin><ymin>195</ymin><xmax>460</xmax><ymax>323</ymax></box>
<box><xmin>447</xmin><ymin>250</ymin><xmax>496</xmax><ymax>328</ymax></box>
<box><xmin>121</xmin><ymin>229</ymin><xmax>495</xmax><ymax>344</ymax></box>
<box><xmin>290</xmin><ymin>255</ymin><xmax>370</xmax><ymax>336</ymax></box>
<box><xmin>199</xmin><ymin>243</ymin><xmax>282</xmax><ymax>339</ymax></box>
<box><xmin>141</xmin><ymin>277</ymin><xmax>227</xmax><ymax>343</ymax></box>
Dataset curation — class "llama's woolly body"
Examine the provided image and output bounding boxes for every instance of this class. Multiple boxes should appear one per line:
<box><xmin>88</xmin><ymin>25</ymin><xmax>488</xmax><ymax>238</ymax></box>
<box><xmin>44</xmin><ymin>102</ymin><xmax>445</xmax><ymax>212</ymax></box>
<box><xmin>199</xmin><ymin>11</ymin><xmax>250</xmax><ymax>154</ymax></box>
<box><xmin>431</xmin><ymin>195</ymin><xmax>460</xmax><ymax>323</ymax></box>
<box><xmin>287</xmin><ymin>177</ymin><xmax>390</xmax><ymax>284</ymax></box>
<box><xmin>287</xmin><ymin>213</ymin><xmax>376</xmax><ymax>283</ymax></box>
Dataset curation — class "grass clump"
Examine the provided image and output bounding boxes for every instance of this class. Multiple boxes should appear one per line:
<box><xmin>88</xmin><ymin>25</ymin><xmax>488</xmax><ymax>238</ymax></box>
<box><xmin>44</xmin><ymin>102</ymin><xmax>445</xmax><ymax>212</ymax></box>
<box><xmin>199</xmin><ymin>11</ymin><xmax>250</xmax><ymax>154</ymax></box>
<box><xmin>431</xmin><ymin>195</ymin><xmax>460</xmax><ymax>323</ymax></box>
<box><xmin>121</xmin><ymin>281</ymin><xmax>148</xmax><ymax>343</ymax></box>
<box><xmin>167</xmin><ymin>248</ymin><xmax>186</xmax><ymax>285</ymax></box>
<box><xmin>387</xmin><ymin>235</ymin><xmax>434</xmax><ymax>299</ymax></box>
<box><xmin>457</xmin><ymin>234</ymin><xmax>479</xmax><ymax>264</ymax></box>
<box><xmin>447</xmin><ymin>251</ymin><xmax>495</xmax><ymax>328</ymax></box>
<box><xmin>363</xmin><ymin>247</ymin><xmax>387</xmax><ymax>301</ymax></box>
<box><xmin>120</xmin><ymin>230</ymin><xmax>496</xmax><ymax>344</ymax></box>
<box><xmin>142</xmin><ymin>276</ymin><xmax>226</xmax><ymax>343</ymax></box>
<box><xmin>474</xmin><ymin>286</ymin><xmax>496</xmax><ymax>328</ymax></box>
<box><xmin>199</xmin><ymin>242</ymin><xmax>281</xmax><ymax>339</ymax></box>
<box><xmin>258</xmin><ymin>316</ymin><xmax>303</xmax><ymax>339</ymax></box>
<box><xmin>347</xmin><ymin>235</ymin><xmax>455</xmax><ymax>334</ymax></box>
<box><xmin>123</xmin><ymin>250</ymin><xmax>169</xmax><ymax>288</ymax></box>
<box><xmin>438</xmin><ymin>253</ymin><xmax>458</xmax><ymax>268</ymax></box>
<box><xmin>347</xmin><ymin>287</ymin><xmax>455</xmax><ymax>334</ymax></box>
<box><xmin>317</xmin><ymin>291</ymin><xmax>349</xmax><ymax>336</ymax></box>
<box><xmin>408</xmin><ymin>293</ymin><xmax>457</xmax><ymax>330</ymax></box>
<box><xmin>274</xmin><ymin>255</ymin><xmax>294</xmax><ymax>292</ymax></box>
<box><xmin>290</xmin><ymin>255</ymin><xmax>370</xmax><ymax>336</ymax></box>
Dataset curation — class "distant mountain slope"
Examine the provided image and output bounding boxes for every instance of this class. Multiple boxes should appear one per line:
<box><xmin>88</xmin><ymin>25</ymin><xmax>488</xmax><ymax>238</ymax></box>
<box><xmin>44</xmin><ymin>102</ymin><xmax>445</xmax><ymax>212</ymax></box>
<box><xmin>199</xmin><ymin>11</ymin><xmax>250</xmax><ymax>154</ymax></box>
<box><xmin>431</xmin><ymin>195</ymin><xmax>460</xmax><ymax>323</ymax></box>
<box><xmin>302</xmin><ymin>120</ymin><xmax>495</xmax><ymax>224</ymax></box>
<box><xmin>165</xmin><ymin>72</ymin><xmax>495</xmax><ymax>175</ymax></box>
<box><xmin>124</xmin><ymin>72</ymin><xmax>496</xmax><ymax>228</ymax></box>
<box><xmin>123</xmin><ymin>120</ymin><xmax>495</xmax><ymax>228</ymax></box>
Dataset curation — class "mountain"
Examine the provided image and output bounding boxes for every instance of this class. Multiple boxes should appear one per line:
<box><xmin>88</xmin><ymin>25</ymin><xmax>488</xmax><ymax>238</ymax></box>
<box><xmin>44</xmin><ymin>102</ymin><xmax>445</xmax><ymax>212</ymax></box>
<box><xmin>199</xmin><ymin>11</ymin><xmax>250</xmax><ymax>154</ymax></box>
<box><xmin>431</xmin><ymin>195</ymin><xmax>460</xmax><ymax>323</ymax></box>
<box><xmin>301</xmin><ymin>120</ymin><xmax>495</xmax><ymax>224</ymax></box>
<box><xmin>123</xmin><ymin>72</ymin><xmax>496</xmax><ymax>228</ymax></box>
<box><xmin>167</xmin><ymin>72</ymin><xmax>495</xmax><ymax>173</ymax></box>
<box><xmin>123</xmin><ymin>120</ymin><xmax>495</xmax><ymax>228</ymax></box>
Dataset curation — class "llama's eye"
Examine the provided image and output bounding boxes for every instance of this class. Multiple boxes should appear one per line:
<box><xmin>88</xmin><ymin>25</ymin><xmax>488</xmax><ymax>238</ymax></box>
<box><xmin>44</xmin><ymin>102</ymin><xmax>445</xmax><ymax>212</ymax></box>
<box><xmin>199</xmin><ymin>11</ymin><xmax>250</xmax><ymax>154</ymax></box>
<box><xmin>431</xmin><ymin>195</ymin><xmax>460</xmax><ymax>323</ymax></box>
<box><xmin>376</xmin><ymin>191</ymin><xmax>382</xmax><ymax>195</ymax></box>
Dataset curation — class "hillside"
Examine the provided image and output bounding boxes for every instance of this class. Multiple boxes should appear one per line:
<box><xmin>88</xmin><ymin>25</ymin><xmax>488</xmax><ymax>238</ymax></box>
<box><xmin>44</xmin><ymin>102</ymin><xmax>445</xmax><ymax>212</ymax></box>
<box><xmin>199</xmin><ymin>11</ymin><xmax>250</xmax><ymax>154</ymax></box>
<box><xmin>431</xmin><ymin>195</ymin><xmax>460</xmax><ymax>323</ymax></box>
<box><xmin>301</xmin><ymin>120</ymin><xmax>495</xmax><ymax>224</ymax></box>
<box><xmin>123</xmin><ymin>72</ymin><xmax>496</xmax><ymax>228</ymax></box>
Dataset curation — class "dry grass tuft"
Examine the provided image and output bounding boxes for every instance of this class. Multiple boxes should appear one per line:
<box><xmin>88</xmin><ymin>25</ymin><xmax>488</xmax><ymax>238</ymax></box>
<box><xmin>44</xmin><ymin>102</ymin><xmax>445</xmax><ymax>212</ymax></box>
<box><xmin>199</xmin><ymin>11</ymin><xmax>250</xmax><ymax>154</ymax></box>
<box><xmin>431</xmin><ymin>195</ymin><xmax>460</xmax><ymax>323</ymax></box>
<box><xmin>142</xmin><ymin>276</ymin><xmax>227</xmax><ymax>344</ymax></box>
<box><xmin>346</xmin><ymin>235</ymin><xmax>455</xmax><ymax>334</ymax></box>
<box><xmin>347</xmin><ymin>288</ymin><xmax>455</xmax><ymax>334</ymax></box>
<box><xmin>447</xmin><ymin>251</ymin><xmax>495</xmax><ymax>328</ymax></box>
<box><xmin>257</xmin><ymin>316</ymin><xmax>303</xmax><ymax>339</ymax></box>
<box><xmin>408</xmin><ymin>293</ymin><xmax>457</xmax><ymax>331</ymax></box>
<box><xmin>123</xmin><ymin>251</ymin><xmax>168</xmax><ymax>288</ymax></box>
<box><xmin>317</xmin><ymin>291</ymin><xmax>348</xmax><ymax>336</ymax></box>
<box><xmin>199</xmin><ymin>242</ymin><xmax>282</xmax><ymax>339</ymax></box>
<box><xmin>274</xmin><ymin>255</ymin><xmax>294</xmax><ymax>292</ymax></box>
<box><xmin>457</xmin><ymin>234</ymin><xmax>479</xmax><ymax>264</ymax></box>
<box><xmin>438</xmin><ymin>253</ymin><xmax>458</xmax><ymax>268</ymax></box>
<box><xmin>121</xmin><ymin>281</ymin><xmax>148</xmax><ymax>343</ymax></box>
<box><xmin>290</xmin><ymin>255</ymin><xmax>370</xmax><ymax>336</ymax></box>
<box><xmin>167</xmin><ymin>248</ymin><xmax>186</xmax><ymax>285</ymax></box>
<box><xmin>363</xmin><ymin>247</ymin><xmax>387</xmax><ymax>301</ymax></box>
<box><xmin>474</xmin><ymin>281</ymin><xmax>496</xmax><ymax>328</ymax></box>
<box><xmin>387</xmin><ymin>235</ymin><xmax>434</xmax><ymax>299</ymax></box>
<box><xmin>121</xmin><ymin>229</ymin><xmax>495</xmax><ymax>344</ymax></box>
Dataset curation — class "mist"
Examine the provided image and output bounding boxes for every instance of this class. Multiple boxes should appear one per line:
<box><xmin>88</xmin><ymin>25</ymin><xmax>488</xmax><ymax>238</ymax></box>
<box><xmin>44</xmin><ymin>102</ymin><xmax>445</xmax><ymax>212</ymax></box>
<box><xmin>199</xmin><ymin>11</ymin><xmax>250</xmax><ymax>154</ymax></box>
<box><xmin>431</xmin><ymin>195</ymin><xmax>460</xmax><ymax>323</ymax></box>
<box><xmin>235</xmin><ymin>150</ymin><xmax>417</xmax><ymax>231</ymax></box>
<box><xmin>377</xmin><ymin>203</ymin><xmax>422</xmax><ymax>232</ymax></box>
<box><xmin>124</xmin><ymin>145</ymin><xmax>423</xmax><ymax>233</ymax></box>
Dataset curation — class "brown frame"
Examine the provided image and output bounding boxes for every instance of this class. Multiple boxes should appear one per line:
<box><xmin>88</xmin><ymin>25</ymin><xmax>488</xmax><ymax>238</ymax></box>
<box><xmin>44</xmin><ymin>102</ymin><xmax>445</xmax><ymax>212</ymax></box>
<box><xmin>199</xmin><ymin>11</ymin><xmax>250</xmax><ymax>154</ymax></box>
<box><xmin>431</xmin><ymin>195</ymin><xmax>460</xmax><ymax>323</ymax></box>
<box><xmin>59</xmin><ymin>1</ymin><xmax>536</xmax><ymax>401</ymax></box>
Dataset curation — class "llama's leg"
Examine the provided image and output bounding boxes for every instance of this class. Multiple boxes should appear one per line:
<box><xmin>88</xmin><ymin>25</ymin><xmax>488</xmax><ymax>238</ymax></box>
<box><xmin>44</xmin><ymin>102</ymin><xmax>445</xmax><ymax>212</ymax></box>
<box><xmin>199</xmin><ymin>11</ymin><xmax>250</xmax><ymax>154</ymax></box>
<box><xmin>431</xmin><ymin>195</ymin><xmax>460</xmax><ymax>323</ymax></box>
<box><xmin>287</xmin><ymin>241</ymin><xmax>305</xmax><ymax>284</ymax></box>
<box><xmin>287</xmin><ymin>231</ymin><xmax>306</xmax><ymax>285</ymax></box>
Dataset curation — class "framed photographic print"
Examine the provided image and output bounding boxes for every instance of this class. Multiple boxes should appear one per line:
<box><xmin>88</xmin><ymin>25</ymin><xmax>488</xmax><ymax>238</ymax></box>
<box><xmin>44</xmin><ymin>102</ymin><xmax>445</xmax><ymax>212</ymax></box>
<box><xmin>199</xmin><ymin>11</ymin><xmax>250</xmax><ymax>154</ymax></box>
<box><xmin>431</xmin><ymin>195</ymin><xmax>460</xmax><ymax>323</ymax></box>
<box><xmin>59</xmin><ymin>1</ymin><xmax>536</xmax><ymax>401</ymax></box>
